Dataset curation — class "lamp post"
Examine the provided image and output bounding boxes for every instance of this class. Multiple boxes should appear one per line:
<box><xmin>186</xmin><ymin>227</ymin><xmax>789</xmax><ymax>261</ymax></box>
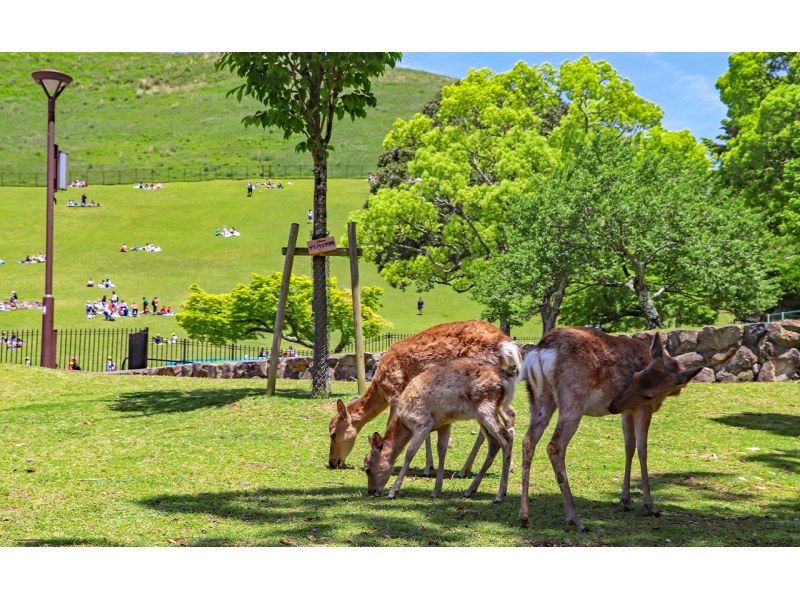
<box><xmin>32</xmin><ymin>69</ymin><xmax>72</xmax><ymax>368</ymax></box>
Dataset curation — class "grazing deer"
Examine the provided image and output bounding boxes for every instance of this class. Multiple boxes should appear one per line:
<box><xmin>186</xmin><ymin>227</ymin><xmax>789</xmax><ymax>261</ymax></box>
<box><xmin>364</xmin><ymin>348</ymin><xmax>521</xmax><ymax>502</ymax></box>
<box><xmin>518</xmin><ymin>328</ymin><xmax>702</xmax><ymax>532</ymax></box>
<box><xmin>329</xmin><ymin>320</ymin><xmax>521</xmax><ymax>473</ymax></box>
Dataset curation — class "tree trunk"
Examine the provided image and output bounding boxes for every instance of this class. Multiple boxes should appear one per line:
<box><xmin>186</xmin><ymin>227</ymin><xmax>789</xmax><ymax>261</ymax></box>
<box><xmin>311</xmin><ymin>156</ymin><xmax>330</xmax><ymax>395</ymax></box>
<box><xmin>540</xmin><ymin>278</ymin><xmax>568</xmax><ymax>336</ymax></box>
<box><xmin>626</xmin><ymin>274</ymin><xmax>664</xmax><ymax>330</ymax></box>
<box><xmin>499</xmin><ymin>319</ymin><xmax>511</xmax><ymax>335</ymax></box>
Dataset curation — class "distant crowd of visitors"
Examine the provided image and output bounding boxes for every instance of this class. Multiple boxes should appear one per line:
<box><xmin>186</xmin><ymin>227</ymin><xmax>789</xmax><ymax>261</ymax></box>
<box><xmin>85</xmin><ymin>293</ymin><xmax>173</xmax><ymax>321</ymax></box>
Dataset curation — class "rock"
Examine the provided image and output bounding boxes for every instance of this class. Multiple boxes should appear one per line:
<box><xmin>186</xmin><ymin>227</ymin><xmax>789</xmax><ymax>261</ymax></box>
<box><xmin>696</xmin><ymin>325</ymin><xmax>743</xmax><ymax>353</ymax></box>
<box><xmin>710</xmin><ymin>346</ymin><xmax>738</xmax><ymax>368</ymax></box>
<box><xmin>156</xmin><ymin>366</ymin><xmax>176</xmax><ymax>376</ymax></box>
<box><xmin>284</xmin><ymin>357</ymin><xmax>312</xmax><ymax>379</ymax></box>
<box><xmin>219</xmin><ymin>363</ymin><xmax>234</xmax><ymax>379</ymax></box>
<box><xmin>204</xmin><ymin>364</ymin><xmax>219</xmax><ymax>378</ymax></box>
<box><xmin>667</xmin><ymin>329</ymin><xmax>699</xmax><ymax>355</ymax></box>
<box><xmin>735</xmin><ymin>371</ymin><xmax>754</xmax><ymax>382</ymax></box>
<box><xmin>675</xmin><ymin>351</ymin><xmax>704</xmax><ymax>369</ymax></box>
<box><xmin>300</xmin><ymin>366</ymin><xmax>335</xmax><ymax>381</ymax></box>
<box><xmin>743</xmin><ymin>323</ymin><xmax>769</xmax><ymax>348</ymax></box>
<box><xmin>181</xmin><ymin>364</ymin><xmax>193</xmax><ymax>376</ymax></box>
<box><xmin>770</xmin><ymin>326</ymin><xmax>800</xmax><ymax>349</ymax></box>
<box><xmin>724</xmin><ymin>346</ymin><xmax>758</xmax><ymax>375</ymax></box>
<box><xmin>772</xmin><ymin>348</ymin><xmax>800</xmax><ymax>379</ymax></box>
<box><xmin>233</xmin><ymin>362</ymin><xmax>247</xmax><ymax>378</ymax></box>
<box><xmin>780</xmin><ymin>319</ymin><xmax>800</xmax><ymax>334</ymax></box>
<box><xmin>715</xmin><ymin>370</ymin><xmax>737</xmax><ymax>383</ymax></box>
<box><xmin>192</xmin><ymin>362</ymin><xmax>207</xmax><ymax>378</ymax></box>
<box><xmin>691</xmin><ymin>367</ymin><xmax>716</xmax><ymax>383</ymax></box>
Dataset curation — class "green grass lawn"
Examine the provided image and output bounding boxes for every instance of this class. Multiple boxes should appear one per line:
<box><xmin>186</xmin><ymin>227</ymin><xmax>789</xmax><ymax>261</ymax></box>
<box><xmin>1</xmin><ymin>365</ymin><xmax>797</xmax><ymax>546</ymax></box>
<box><xmin>0</xmin><ymin>54</ymin><xmax>451</xmax><ymax>174</ymax></box>
<box><xmin>0</xmin><ymin>179</ymin><xmax>511</xmax><ymax>344</ymax></box>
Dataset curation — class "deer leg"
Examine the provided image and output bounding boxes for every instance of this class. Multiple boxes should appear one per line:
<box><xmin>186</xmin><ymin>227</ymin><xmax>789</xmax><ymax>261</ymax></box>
<box><xmin>519</xmin><ymin>395</ymin><xmax>555</xmax><ymax>528</ymax></box>
<box><xmin>620</xmin><ymin>411</ymin><xmax>636</xmax><ymax>511</ymax></box>
<box><xmin>463</xmin><ymin>429</ymin><xmax>500</xmax><ymax>499</ymax></box>
<box><xmin>431</xmin><ymin>425</ymin><xmax>451</xmax><ymax>498</ymax></box>
<box><xmin>423</xmin><ymin>435</ymin><xmax>434</xmax><ymax>477</ymax></box>
<box><xmin>387</xmin><ymin>426</ymin><xmax>431</xmax><ymax>499</ymax></box>
<box><xmin>546</xmin><ymin>413</ymin><xmax>586</xmax><ymax>532</ymax></box>
<box><xmin>456</xmin><ymin>430</ymin><xmax>485</xmax><ymax>478</ymax></box>
<box><xmin>466</xmin><ymin>411</ymin><xmax>509</xmax><ymax>503</ymax></box>
<box><xmin>495</xmin><ymin>426</ymin><xmax>513</xmax><ymax>505</ymax></box>
<box><xmin>634</xmin><ymin>407</ymin><xmax>659</xmax><ymax>516</ymax></box>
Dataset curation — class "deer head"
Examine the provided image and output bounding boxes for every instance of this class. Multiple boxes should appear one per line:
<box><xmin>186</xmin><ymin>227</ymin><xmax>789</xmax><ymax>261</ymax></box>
<box><xmin>328</xmin><ymin>398</ymin><xmax>357</xmax><ymax>468</ymax></box>
<box><xmin>363</xmin><ymin>432</ymin><xmax>392</xmax><ymax>495</ymax></box>
<box><xmin>608</xmin><ymin>333</ymin><xmax>702</xmax><ymax>414</ymax></box>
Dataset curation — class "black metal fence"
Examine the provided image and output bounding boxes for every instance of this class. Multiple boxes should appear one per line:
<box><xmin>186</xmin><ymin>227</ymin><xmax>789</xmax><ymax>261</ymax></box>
<box><xmin>0</xmin><ymin>163</ymin><xmax>374</xmax><ymax>187</ymax></box>
<box><xmin>0</xmin><ymin>327</ymin><xmax>540</xmax><ymax>373</ymax></box>
<box><xmin>0</xmin><ymin>327</ymin><xmax>143</xmax><ymax>372</ymax></box>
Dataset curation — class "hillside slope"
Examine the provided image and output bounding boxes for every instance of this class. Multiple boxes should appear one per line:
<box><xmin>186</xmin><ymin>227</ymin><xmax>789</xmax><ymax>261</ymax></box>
<box><xmin>0</xmin><ymin>53</ymin><xmax>451</xmax><ymax>174</ymax></box>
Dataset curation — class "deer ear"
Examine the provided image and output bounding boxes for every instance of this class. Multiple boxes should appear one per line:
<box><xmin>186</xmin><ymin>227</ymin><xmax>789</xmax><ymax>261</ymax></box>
<box><xmin>650</xmin><ymin>332</ymin><xmax>663</xmax><ymax>359</ymax></box>
<box><xmin>675</xmin><ymin>367</ymin><xmax>703</xmax><ymax>385</ymax></box>
<box><xmin>336</xmin><ymin>399</ymin><xmax>347</xmax><ymax>417</ymax></box>
<box><xmin>371</xmin><ymin>432</ymin><xmax>384</xmax><ymax>450</ymax></box>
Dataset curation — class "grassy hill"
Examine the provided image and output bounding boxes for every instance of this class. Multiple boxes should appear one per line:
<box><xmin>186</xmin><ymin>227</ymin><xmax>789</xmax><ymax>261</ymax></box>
<box><xmin>0</xmin><ymin>53</ymin><xmax>452</xmax><ymax>175</ymax></box>
<box><xmin>0</xmin><ymin>179</ymin><xmax>537</xmax><ymax>344</ymax></box>
<box><xmin>1</xmin><ymin>366</ymin><xmax>797</xmax><ymax>546</ymax></box>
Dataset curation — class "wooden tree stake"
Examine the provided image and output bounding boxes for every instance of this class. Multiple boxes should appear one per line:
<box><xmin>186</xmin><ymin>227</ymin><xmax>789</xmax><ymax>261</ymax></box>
<box><xmin>267</xmin><ymin>223</ymin><xmax>299</xmax><ymax>395</ymax></box>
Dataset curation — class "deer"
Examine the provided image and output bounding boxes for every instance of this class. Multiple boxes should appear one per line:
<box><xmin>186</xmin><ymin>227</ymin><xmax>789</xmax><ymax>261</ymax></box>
<box><xmin>363</xmin><ymin>347</ymin><xmax>521</xmax><ymax>502</ymax></box>
<box><xmin>517</xmin><ymin>327</ymin><xmax>702</xmax><ymax>532</ymax></box>
<box><xmin>328</xmin><ymin>320</ymin><xmax>521</xmax><ymax>475</ymax></box>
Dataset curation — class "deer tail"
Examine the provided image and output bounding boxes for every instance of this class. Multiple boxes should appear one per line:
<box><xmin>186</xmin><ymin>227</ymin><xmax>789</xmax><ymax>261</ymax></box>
<box><xmin>519</xmin><ymin>348</ymin><xmax>545</xmax><ymax>399</ymax></box>
<box><xmin>498</xmin><ymin>341</ymin><xmax>522</xmax><ymax>408</ymax></box>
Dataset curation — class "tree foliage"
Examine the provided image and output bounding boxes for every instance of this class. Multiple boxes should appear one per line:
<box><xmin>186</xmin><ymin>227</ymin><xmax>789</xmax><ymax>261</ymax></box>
<box><xmin>176</xmin><ymin>273</ymin><xmax>391</xmax><ymax>353</ymax></box>
<box><xmin>354</xmin><ymin>58</ymin><xmax>666</xmax><ymax>329</ymax></box>
<box><xmin>715</xmin><ymin>52</ymin><xmax>800</xmax><ymax>308</ymax></box>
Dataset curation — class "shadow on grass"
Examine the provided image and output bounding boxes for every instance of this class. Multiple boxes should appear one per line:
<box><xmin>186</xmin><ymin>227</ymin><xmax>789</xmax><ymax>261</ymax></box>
<box><xmin>741</xmin><ymin>449</ymin><xmax>800</xmax><ymax>474</ymax></box>
<box><xmin>16</xmin><ymin>537</ymin><xmax>123</xmax><ymax>547</ymax></box>
<box><xmin>139</xmin><ymin>470</ymin><xmax>800</xmax><ymax>547</ymax></box>
<box><xmin>110</xmin><ymin>384</ymin><xmax>353</xmax><ymax>417</ymax></box>
<box><xmin>712</xmin><ymin>412</ymin><xmax>800</xmax><ymax>438</ymax></box>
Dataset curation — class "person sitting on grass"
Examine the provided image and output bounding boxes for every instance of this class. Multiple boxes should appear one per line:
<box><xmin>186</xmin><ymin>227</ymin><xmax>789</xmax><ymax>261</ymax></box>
<box><xmin>68</xmin><ymin>356</ymin><xmax>81</xmax><ymax>371</ymax></box>
<box><xmin>105</xmin><ymin>356</ymin><xmax>117</xmax><ymax>372</ymax></box>
<box><xmin>120</xmin><ymin>244</ymin><xmax>128</xmax><ymax>253</ymax></box>
<box><xmin>86</xmin><ymin>277</ymin><xmax>95</xmax><ymax>287</ymax></box>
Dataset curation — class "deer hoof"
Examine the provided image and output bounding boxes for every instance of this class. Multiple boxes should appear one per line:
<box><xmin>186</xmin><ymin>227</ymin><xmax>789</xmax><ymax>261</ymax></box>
<box><xmin>644</xmin><ymin>506</ymin><xmax>660</xmax><ymax>517</ymax></box>
<box><xmin>621</xmin><ymin>498</ymin><xmax>633</xmax><ymax>512</ymax></box>
<box><xmin>570</xmin><ymin>519</ymin><xmax>589</xmax><ymax>533</ymax></box>
<box><xmin>454</xmin><ymin>469</ymin><xmax>470</xmax><ymax>479</ymax></box>
<box><xmin>519</xmin><ymin>516</ymin><xmax>531</xmax><ymax>529</ymax></box>
<box><xmin>430</xmin><ymin>491</ymin><xmax>441</xmax><ymax>499</ymax></box>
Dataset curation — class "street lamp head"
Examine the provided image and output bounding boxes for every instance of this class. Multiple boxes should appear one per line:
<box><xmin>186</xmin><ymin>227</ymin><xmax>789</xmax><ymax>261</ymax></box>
<box><xmin>31</xmin><ymin>70</ymin><xmax>73</xmax><ymax>100</ymax></box>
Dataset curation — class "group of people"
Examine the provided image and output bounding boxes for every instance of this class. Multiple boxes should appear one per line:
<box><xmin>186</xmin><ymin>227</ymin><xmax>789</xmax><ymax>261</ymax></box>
<box><xmin>85</xmin><ymin>293</ymin><xmax>173</xmax><ymax>321</ymax></box>
<box><xmin>0</xmin><ymin>331</ymin><xmax>24</xmax><ymax>349</ymax></box>
<box><xmin>133</xmin><ymin>182</ymin><xmax>163</xmax><ymax>190</ymax></box>
<box><xmin>19</xmin><ymin>254</ymin><xmax>46</xmax><ymax>264</ymax></box>
<box><xmin>120</xmin><ymin>243</ymin><xmax>162</xmax><ymax>253</ymax></box>
<box><xmin>215</xmin><ymin>226</ymin><xmax>240</xmax><ymax>238</ymax></box>
<box><xmin>69</xmin><ymin>179</ymin><xmax>88</xmax><ymax>188</ymax></box>
<box><xmin>66</xmin><ymin>193</ymin><xmax>99</xmax><ymax>208</ymax></box>
<box><xmin>87</xmin><ymin>278</ymin><xmax>115</xmax><ymax>288</ymax></box>
<box><xmin>152</xmin><ymin>333</ymin><xmax>178</xmax><ymax>345</ymax></box>
<box><xmin>246</xmin><ymin>180</ymin><xmax>286</xmax><ymax>196</ymax></box>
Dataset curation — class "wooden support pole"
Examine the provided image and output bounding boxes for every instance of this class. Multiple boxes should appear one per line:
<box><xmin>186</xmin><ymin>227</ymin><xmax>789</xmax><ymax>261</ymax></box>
<box><xmin>267</xmin><ymin>223</ymin><xmax>299</xmax><ymax>396</ymax></box>
<box><xmin>282</xmin><ymin>247</ymin><xmax>362</xmax><ymax>257</ymax></box>
<box><xmin>348</xmin><ymin>222</ymin><xmax>367</xmax><ymax>394</ymax></box>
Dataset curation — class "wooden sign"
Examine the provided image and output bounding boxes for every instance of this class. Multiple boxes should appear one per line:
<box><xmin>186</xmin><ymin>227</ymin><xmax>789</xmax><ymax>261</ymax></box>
<box><xmin>307</xmin><ymin>236</ymin><xmax>337</xmax><ymax>255</ymax></box>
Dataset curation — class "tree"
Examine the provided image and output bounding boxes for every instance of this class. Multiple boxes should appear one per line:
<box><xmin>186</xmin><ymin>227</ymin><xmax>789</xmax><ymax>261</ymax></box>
<box><xmin>217</xmin><ymin>52</ymin><xmax>401</xmax><ymax>394</ymax></box>
<box><xmin>176</xmin><ymin>273</ymin><xmax>391</xmax><ymax>353</ymax></box>
<box><xmin>715</xmin><ymin>52</ymin><xmax>800</xmax><ymax>309</ymax></box>
<box><xmin>354</xmin><ymin>58</ymin><xmax>664</xmax><ymax>332</ymax></box>
<box><xmin>555</xmin><ymin>134</ymin><xmax>778</xmax><ymax>330</ymax></box>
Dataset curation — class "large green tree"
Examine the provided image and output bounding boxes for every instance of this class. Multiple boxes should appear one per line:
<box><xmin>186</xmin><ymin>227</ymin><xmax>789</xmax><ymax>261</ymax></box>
<box><xmin>496</xmin><ymin>133</ymin><xmax>779</xmax><ymax>331</ymax></box>
<box><xmin>217</xmin><ymin>52</ymin><xmax>401</xmax><ymax>393</ymax></box>
<box><xmin>176</xmin><ymin>273</ymin><xmax>391</xmax><ymax>353</ymax></box>
<box><xmin>715</xmin><ymin>52</ymin><xmax>800</xmax><ymax>309</ymax></box>
<box><xmin>354</xmin><ymin>58</ymin><xmax>664</xmax><ymax>332</ymax></box>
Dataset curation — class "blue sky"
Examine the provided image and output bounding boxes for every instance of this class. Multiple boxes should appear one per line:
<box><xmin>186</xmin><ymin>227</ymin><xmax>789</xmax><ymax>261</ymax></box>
<box><xmin>399</xmin><ymin>53</ymin><xmax>731</xmax><ymax>142</ymax></box>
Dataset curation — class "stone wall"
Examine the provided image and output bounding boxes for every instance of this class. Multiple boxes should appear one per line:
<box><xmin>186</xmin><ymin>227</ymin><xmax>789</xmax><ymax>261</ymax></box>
<box><xmin>623</xmin><ymin>320</ymin><xmax>800</xmax><ymax>382</ymax></box>
<box><xmin>110</xmin><ymin>320</ymin><xmax>800</xmax><ymax>383</ymax></box>
<box><xmin>111</xmin><ymin>352</ymin><xmax>381</xmax><ymax>381</ymax></box>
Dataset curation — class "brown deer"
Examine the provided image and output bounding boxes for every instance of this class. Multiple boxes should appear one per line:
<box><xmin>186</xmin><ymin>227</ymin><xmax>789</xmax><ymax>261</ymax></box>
<box><xmin>363</xmin><ymin>349</ymin><xmax>521</xmax><ymax>502</ymax></box>
<box><xmin>517</xmin><ymin>328</ymin><xmax>702</xmax><ymax>532</ymax></box>
<box><xmin>328</xmin><ymin>320</ymin><xmax>520</xmax><ymax>473</ymax></box>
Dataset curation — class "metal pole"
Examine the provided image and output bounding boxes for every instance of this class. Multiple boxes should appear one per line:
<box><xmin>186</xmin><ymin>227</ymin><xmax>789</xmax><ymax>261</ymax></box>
<box><xmin>348</xmin><ymin>222</ymin><xmax>366</xmax><ymax>393</ymax></box>
<box><xmin>267</xmin><ymin>223</ymin><xmax>300</xmax><ymax>395</ymax></box>
<box><xmin>40</xmin><ymin>97</ymin><xmax>57</xmax><ymax>368</ymax></box>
